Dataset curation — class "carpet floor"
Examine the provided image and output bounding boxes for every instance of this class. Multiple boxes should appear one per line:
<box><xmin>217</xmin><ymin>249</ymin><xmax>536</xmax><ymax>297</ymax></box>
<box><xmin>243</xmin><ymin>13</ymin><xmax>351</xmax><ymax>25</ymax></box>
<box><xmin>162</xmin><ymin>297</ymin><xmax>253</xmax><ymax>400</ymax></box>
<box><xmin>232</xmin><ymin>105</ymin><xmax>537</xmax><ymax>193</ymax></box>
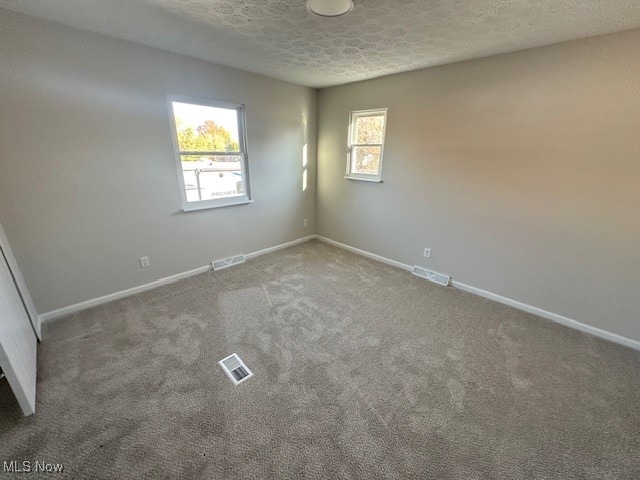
<box><xmin>1</xmin><ymin>240</ymin><xmax>639</xmax><ymax>479</ymax></box>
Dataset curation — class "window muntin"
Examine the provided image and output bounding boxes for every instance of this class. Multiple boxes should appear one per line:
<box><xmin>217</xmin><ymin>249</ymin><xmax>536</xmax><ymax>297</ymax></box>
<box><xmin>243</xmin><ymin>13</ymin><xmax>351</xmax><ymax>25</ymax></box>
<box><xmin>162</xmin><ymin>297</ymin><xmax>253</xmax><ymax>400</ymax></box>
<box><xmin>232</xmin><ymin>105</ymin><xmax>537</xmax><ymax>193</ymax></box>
<box><xmin>347</xmin><ymin>109</ymin><xmax>387</xmax><ymax>181</ymax></box>
<box><xmin>169</xmin><ymin>97</ymin><xmax>251</xmax><ymax>211</ymax></box>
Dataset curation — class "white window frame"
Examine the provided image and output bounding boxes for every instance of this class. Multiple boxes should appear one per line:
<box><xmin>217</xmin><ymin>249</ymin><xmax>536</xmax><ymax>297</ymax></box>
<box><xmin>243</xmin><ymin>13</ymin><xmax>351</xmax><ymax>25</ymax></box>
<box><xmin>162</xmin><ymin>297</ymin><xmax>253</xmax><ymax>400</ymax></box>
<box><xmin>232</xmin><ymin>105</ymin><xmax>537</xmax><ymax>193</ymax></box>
<box><xmin>167</xmin><ymin>95</ymin><xmax>252</xmax><ymax>212</ymax></box>
<box><xmin>346</xmin><ymin>108</ymin><xmax>388</xmax><ymax>183</ymax></box>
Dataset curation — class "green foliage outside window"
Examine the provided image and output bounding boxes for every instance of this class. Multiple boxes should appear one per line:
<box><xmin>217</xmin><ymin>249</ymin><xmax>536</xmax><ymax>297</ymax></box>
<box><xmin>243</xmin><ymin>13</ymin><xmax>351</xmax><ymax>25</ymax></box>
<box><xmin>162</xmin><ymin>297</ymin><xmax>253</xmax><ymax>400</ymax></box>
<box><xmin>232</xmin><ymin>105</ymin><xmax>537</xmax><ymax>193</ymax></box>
<box><xmin>176</xmin><ymin>117</ymin><xmax>240</xmax><ymax>160</ymax></box>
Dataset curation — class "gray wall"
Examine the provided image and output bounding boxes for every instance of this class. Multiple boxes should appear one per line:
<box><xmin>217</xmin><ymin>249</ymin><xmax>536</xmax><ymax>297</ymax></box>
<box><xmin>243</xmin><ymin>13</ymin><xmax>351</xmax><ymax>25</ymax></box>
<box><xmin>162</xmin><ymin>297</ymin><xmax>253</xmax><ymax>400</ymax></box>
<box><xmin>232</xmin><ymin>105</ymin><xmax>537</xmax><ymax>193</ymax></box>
<box><xmin>2</xmin><ymin>8</ymin><xmax>639</xmax><ymax>343</ymax></box>
<box><xmin>0</xmin><ymin>10</ymin><xmax>317</xmax><ymax>313</ymax></box>
<box><xmin>317</xmin><ymin>29</ymin><xmax>640</xmax><ymax>342</ymax></box>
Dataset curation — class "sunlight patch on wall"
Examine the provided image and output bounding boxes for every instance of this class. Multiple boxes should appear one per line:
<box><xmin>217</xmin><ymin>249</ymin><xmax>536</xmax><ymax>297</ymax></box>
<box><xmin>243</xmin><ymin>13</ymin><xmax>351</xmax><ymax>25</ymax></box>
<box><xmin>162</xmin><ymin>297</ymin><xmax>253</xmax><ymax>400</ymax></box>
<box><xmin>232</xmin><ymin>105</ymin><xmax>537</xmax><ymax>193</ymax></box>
<box><xmin>302</xmin><ymin>142</ymin><xmax>308</xmax><ymax>191</ymax></box>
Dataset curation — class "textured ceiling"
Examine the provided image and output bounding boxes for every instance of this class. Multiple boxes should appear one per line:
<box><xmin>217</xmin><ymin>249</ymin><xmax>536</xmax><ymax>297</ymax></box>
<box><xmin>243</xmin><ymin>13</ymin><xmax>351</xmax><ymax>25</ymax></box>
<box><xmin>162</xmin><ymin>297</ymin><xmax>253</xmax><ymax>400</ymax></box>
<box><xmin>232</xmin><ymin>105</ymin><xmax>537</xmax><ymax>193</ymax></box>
<box><xmin>2</xmin><ymin>0</ymin><xmax>640</xmax><ymax>88</ymax></box>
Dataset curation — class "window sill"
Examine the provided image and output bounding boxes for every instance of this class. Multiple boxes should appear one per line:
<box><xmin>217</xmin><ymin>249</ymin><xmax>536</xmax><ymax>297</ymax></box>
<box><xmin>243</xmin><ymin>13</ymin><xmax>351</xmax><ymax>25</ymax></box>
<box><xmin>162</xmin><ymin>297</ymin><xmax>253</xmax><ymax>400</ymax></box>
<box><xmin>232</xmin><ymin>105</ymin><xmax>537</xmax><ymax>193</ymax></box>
<box><xmin>344</xmin><ymin>176</ymin><xmax>383</xmax><ymax>183</ymax></box>
<box><xmin>182</xmin><ymin>199</ymin><xmax>254</xmax><ymax>212</ymax></box>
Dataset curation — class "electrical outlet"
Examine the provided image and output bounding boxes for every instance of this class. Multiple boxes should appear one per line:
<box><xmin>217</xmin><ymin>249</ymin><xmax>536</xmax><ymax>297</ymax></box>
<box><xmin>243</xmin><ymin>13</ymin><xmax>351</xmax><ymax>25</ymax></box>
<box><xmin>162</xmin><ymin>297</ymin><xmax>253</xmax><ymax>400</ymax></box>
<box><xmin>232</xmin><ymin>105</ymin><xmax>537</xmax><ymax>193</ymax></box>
<box><xmin>423</xmin><ymin>247</ymin><xmax>432</xmax><ymax>258</ymax></box>
<box><xmin>303</xmin><ymin>219</ymin><xmax>308</xmax><ymax>227</ymax></box>
<box><xmin>139</xmin><ymin>256</ymin><xmax>150</xmax><ymax>268</ymax></box>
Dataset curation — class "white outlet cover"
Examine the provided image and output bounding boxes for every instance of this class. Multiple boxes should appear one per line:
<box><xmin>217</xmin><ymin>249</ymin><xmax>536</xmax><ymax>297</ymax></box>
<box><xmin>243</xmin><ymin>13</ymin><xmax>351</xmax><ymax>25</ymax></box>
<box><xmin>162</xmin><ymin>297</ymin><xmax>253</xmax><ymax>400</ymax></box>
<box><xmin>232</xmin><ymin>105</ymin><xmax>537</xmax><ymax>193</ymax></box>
<box><xmin>423</xmin><ymin>248</ymin><xmax>432</xmax><ymax>258</ymax></box>
<box><xmin>139</xmin><ymin>256</ymin><xmax>150</xmax><ymax>268</ymax></box>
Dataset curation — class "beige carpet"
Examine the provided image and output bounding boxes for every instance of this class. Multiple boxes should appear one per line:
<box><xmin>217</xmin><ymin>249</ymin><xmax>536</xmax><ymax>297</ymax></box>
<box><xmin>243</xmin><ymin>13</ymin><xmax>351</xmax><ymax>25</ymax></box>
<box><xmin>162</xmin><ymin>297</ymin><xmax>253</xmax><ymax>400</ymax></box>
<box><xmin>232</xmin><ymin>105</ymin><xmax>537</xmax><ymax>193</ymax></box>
<box><xmin>1</xmin><ymin>240</ymin><xmax>639</xmax><ymax>478</ymax></box>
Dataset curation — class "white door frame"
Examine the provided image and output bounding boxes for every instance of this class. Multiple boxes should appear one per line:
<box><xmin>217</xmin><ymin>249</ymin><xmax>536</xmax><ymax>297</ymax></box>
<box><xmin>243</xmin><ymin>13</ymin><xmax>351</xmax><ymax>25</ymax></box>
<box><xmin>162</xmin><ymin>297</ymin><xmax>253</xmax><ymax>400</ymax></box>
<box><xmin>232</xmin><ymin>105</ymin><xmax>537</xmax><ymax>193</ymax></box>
<box><xmin>0</xmin><ymin>222</ymin><xmax>40</xmax><ymax>340</ymax></box>
<box><xmin>0</xmin><ymin>243</ymin><xmax>37</xmax><ymax>415</ymax></box>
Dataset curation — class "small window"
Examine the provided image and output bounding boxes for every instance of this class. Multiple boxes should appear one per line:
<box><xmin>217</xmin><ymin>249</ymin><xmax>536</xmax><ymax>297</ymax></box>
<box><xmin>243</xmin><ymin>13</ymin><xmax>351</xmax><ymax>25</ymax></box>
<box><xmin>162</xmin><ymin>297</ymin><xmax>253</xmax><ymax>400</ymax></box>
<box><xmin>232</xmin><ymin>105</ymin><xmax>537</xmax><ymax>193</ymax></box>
<box><xmin>346</xmin><ymin>108</ymin><xmax>387</xmax><ymax>182</ymax></box>
<box><xmin>168</xmin><ymin>96</ymin><xmax>251</xmax><ymax>211</ymax></box>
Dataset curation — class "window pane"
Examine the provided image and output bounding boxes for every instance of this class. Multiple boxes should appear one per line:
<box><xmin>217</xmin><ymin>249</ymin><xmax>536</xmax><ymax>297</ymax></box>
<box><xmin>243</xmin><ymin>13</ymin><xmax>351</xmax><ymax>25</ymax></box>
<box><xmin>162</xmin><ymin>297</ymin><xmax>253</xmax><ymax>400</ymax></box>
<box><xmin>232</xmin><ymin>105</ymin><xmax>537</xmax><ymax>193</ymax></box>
<box><xmin>181</xmin><ymin>155</ymin><xmax>244</xmax><ymax>202</ymax></box>
<box><xmin>172</xmin><ymin>102</ymin><xmax>240</xmax><ymax>152</ymax></box>
<box><xmin>351</xmin><ymin>146</ymin><xmax>381</xmax><ymax>175</ymax></box>
<box><xmin>354</xmin><ymin>115</ymin><xmax>384</xmax><ymax>144</ymax></box>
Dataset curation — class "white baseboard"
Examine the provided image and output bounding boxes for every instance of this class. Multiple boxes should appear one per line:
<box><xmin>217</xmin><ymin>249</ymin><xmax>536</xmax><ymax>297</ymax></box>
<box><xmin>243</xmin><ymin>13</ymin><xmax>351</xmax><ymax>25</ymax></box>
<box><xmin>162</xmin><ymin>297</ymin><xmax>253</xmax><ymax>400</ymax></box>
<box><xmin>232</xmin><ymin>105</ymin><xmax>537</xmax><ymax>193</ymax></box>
<box><xmin>316</xmin><ymin>235</ymin><xmax>640</xmax><ymax>352</ymax></box>
<box><xmin>39</xmin><ymin>235</ymin><xmax>317</xmax><ymax>325</ymax></box>
<box><xmin>40</xmin><ymin>233</ymin><xmax>640</xmax><ymax>351</ymax></box>
<box><xmin>450</xmin><ymin>281</ymin><xmax>640</xmax><ymax>351</ymax></box>
<box><xmin>38</xmin><ymin>265</ymin><xmax>211</xmax><ymax>323</ymax></box>
<box><xmin>245</xmin><ymin>235</ymin><xmax>317</xmax><ymax>260</ymax></box>
<box><xmin>315</xmin><ymin>236</ymin><xmax>413</xmax><ymax>272</ymax></box>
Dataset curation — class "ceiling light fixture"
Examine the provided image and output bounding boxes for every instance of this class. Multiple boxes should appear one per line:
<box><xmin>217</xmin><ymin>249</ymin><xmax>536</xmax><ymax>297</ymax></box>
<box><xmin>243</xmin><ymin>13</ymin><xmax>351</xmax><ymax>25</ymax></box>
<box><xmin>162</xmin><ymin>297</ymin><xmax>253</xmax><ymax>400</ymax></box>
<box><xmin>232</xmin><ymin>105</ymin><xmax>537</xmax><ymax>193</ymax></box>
<box><xmin>307</xmin><ymin>0</ymin><xmax>354</xmax><ymax>17</ymax></box>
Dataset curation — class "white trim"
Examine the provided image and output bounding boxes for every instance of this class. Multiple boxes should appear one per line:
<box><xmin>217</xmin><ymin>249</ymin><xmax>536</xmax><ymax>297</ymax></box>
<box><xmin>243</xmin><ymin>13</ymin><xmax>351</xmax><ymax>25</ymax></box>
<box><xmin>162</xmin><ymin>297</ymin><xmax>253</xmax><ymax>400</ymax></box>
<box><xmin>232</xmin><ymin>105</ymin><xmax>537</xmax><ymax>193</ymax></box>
<box><xmin>0</xmin><ymin>223</ymin><xmax>41</xmax><ymax>340</ymax></box>
<box><xmin>347</xmin><ymin>108</ymin><xmax>387</xmax><ymax>182</ymax></box>
<box><xmin>38</xmin><ymin>233</ymin><xmax>640</xmax><ymax>352</ymax></box>
<box><xmin>39</xmin><ymin>235</ymin><xmax>317</xmax><ymax>325</ymax></box>
<box><xmin>316</xmin><ymin>235</ymin><xmax>640</xmax><ymax>352</ymax></box>
<box><xmin>183</xmin><ymin>199</ymin><xmax>253</xmax><ymax>212</ymax></box>
<box><xmin>343</xmin><ymin>176</ymin><xmax>383</xmax><ymax>183</ymax></box>
<box><xmin>38</xmin><ymin>265</ymin><xmax>211</xmax><ymax>324</ymax></box>
<box><xmin>245</xmin><ymin>235</ymin><xmax>317</xmax><ymax>259</ymax></box>
<box><xmin>315</xmin><ymin>236</ymin><xmax>412</xmax><ymax>272</ymax></box>
<box><xmin>167</xmin><ymin>95</ymin><xmax>251</xmax><ymax>212</ymax></box>
<box><xmin>450</xmin><ymin>280</ymin><xmax>640</xmax><ymax>352</ymax></box>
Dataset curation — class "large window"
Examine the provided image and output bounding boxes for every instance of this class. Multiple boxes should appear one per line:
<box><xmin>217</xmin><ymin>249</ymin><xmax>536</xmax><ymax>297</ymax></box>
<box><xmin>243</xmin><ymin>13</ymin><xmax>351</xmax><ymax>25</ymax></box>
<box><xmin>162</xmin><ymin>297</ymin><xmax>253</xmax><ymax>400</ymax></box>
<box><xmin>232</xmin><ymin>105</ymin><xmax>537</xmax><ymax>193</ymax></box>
<box><xmin>168</xmin><ymin>96</ymin><xmax>251</xmax><ymax>211</ymax></box>
<box><xmin>346</xmin><ymin>108</ymin><xmax>387</xmax><ymax>182</ymax></box>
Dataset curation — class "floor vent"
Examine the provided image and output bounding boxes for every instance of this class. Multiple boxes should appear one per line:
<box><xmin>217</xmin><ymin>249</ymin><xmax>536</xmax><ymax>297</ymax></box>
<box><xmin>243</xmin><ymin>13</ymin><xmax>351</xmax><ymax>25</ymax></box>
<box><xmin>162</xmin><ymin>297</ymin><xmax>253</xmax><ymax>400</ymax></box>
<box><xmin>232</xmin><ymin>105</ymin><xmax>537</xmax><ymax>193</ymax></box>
<box><xmin>412</xmin><ymin>266</ymin><xmax>451</xmax><ymax>286</ymax></box>
<box><xmin>219</xmin><ymin>353</ymin><xmax>253</xmax><ymax>385</ymax></box>
<box><xmin>212</xmin><ymin>254</ymin><xmax>245</xmax><ymax>271</ymax></box>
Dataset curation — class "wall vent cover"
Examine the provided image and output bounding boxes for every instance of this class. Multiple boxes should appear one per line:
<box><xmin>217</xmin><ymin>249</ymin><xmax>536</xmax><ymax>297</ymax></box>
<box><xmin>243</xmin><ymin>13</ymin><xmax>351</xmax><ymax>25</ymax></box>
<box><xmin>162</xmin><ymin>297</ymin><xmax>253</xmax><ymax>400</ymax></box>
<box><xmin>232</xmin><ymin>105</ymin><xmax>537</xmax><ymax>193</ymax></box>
<box><xmin>412</xmin><ymin>266</ymin><xmax>450</xmax><ymax>286</ymax></box>
<box><xmin>219</xmin><ymin>353</ymin><xmax>254</xmax><ymax>385</ymax></box>
<box><xmin>212</xmin><ymin>254</ymin><xmax>245</xmax><ymax>271</ymax></box>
